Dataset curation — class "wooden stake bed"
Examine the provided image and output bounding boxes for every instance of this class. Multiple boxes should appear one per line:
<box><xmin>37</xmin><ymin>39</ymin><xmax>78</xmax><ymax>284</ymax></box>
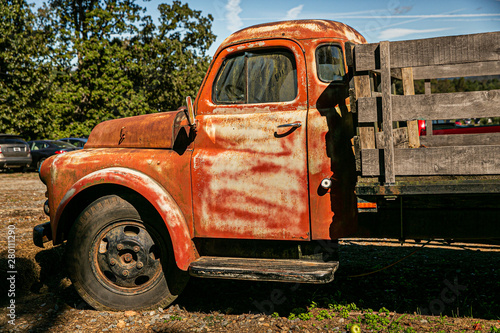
<box><xmin>348</xmin><ymin>31</ymin><xmax>500</xmax><ymax>195</ymax></box>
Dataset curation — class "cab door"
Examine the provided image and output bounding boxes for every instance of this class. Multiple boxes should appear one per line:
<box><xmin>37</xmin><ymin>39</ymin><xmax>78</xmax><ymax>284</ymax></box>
<box><xmin>192</xmin><ymin>39</ymin><xmax>310</xmax><ymax>240</ymax></box>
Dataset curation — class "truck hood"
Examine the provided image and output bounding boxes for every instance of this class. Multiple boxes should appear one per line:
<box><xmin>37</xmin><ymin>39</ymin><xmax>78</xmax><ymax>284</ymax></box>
<box><xmin>85</xmin><ymin>110</ymin><xmax>188</xmax><ymax>149</ymax></box>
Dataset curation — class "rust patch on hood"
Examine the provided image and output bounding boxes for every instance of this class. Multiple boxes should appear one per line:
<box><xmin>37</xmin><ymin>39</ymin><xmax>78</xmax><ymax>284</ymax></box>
<box><xmin>86</xmin><ymin>110</ymin><xmax>188</xmax><ymax>149</ymax></box>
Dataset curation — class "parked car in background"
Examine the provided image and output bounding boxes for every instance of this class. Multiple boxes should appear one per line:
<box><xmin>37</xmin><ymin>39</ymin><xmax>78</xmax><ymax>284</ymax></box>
<box><xmin>418</xmin><ymin>119</ymin><xmax>500</xmax><ymax>135</ymax></box>
<box><xmin>0</xmin><ymin>134</ymin><xmax>32</xmax><ymax>171</ymax></box>
<box><xmin>57</xmin><ymin>137</ymin><xmax>87</xmax><ymax>149</ymax></box>
<box><xmin>28</xmin><ymin>140</ymin><xmax>78</xmax><ymax>170</ymax></box>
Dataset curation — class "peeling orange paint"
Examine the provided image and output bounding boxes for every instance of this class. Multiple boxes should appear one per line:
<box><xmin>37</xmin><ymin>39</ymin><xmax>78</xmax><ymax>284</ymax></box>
<box><xmin>41</xmin><ymin>20</ymin><xmax>368</xmax><ymax>271</ymax></box>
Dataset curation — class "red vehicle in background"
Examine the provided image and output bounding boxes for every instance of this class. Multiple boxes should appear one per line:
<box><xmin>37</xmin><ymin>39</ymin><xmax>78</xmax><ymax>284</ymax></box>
<box><xmin>418</xmin><ymin>119</ymin><xmax>500</xmax><ymax>136</ymax></box>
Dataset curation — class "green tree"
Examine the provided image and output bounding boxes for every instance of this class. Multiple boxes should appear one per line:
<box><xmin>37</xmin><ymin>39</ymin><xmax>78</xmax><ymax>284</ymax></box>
<box><xmin>0</xmin><ymin>0</ymin><xmax>54</xmax><ymax>140</ymax></box>
<box><xmin>130</xmin><ymin>1</ymin><xmax>215</xmax><ymax>112</ymax></box>
<box><xmin>38</xmin><ymin>0</ymin><xmax>152</xmax><ymax>137</ymax></box>
<box><xmin>37</xmin><ymin>0</ymin><xmax>215</xmax><ymax>138</ymax></box>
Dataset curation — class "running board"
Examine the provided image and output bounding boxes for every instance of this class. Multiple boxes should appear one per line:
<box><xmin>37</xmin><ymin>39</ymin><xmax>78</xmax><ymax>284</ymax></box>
<box><xmin>188</xmin><ymin>256</ymin><xmax>339</xmax><ymax>284</ymax></box>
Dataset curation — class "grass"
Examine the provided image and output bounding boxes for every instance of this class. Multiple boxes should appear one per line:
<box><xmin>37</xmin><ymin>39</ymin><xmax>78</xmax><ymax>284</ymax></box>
<box><xmin>277</xmin><ymin>294</ymin><xmax>500</xmax><ymax>333</ymax></box>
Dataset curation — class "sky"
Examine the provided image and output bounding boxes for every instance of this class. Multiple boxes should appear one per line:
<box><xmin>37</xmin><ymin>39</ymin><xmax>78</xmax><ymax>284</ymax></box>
<box><xmin>142</xmin><ymin>0</ymin><xmax>500</xmax><ymax>55</ymax></box>
<box><xmin>32</xmin><ymin>0</ymin><xmax>500</xmax><ymax>56</ymax></box>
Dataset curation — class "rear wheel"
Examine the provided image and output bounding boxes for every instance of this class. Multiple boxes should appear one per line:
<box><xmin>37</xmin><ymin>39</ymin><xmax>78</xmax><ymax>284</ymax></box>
<box><xmin>36</xmin><ymin>158</ymin><xmax>46</xmax><ymax>171</ymax></box>
<box><xmin>66</xmin><ymin>195</ymin><xmax>188</xmax><ymax>311</ymax></box>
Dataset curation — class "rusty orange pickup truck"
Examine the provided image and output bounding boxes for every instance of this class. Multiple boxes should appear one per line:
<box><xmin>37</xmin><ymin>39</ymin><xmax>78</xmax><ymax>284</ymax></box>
<box><xmin>33</xmin><ymin>20</ymin><xmax>500</xmax><ymax>311</ymax></box>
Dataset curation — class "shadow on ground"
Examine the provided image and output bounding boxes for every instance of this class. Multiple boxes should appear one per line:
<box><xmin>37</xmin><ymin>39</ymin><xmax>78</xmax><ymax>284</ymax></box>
<box><xmin>175</xmin><ymin>242</ymin><xmax>500</xmax><ymax>320</ymax></box>
<box><xmin>2</xmin><ymin>240</ymin><xmax>499</xmax><ymax>329</ymax></box>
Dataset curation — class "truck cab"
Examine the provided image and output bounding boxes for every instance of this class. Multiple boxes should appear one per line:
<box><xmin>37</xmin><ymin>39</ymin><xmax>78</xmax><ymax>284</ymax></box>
<box><xmin>191</xmin><ymin>20</ymin><xmax>365</xmax><ymax>242</ymax></box>
<box><xmin>33</xmin><ymin>20</ymin><xmax>366</xmax><ymax>311</ymax></box>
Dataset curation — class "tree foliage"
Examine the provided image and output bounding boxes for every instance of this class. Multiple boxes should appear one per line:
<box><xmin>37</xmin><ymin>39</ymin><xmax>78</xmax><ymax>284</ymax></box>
<box><xmin>0</xmin><ymin>0</ymin><xmax>215</xmax><ymax>140</ymax></box>
<box><xmin>0</xmin><ymin>0</ymin><xmax>54</xmax><ymax>139</ymax></box>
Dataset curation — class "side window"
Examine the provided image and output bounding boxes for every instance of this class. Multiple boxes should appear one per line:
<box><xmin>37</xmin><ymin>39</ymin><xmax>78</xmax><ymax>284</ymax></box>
<box><xmin>213</xmin><ymin>49</ymin><xmax>297</xmax><ymax>104</ymax></box>
<box><xmin>214</xmin><ymin>55</ymin><xmax>246</xmax><ymax>103</ymax></box>
<box><xmin>316</xmin><ymin>45</ymin><xmax>345</xmax><ymax>82</ymax></box>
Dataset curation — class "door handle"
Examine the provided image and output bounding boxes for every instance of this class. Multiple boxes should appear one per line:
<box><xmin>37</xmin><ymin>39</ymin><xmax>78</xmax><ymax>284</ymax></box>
<box><xmin>277</xmin><ymin>122</ymin><xmax>302</xmax><ymax>129</ymax></box>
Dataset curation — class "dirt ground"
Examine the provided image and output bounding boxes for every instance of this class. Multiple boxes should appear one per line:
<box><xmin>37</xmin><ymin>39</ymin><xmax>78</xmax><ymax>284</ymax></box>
<box><xmin>1</xmin><ymin>171</ymin><xmax>500</xmax><ymax>333</ymax></box>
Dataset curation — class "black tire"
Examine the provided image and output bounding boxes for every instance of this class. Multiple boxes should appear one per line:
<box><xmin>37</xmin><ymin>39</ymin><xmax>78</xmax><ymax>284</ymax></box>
<box><xmin>36</xmin><ymin>158</ymin><xmax>46</xmax><ymax>171</ymax></box>
<box><xmin>66</xmin><ymin>195</ymin><xmax>188</xmax><ymax>311</ymax></box>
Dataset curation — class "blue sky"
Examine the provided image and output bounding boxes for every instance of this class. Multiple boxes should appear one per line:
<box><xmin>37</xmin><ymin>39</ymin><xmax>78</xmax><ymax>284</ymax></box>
<box><xmin>143</xmin><ymin>0</ymin><xmax>500</xmax><ymax>55</ymax></box>
<box><xmin>32</xmin><ymin>0</ymin><xmax>500</xmax><ymax>55</ymax></box>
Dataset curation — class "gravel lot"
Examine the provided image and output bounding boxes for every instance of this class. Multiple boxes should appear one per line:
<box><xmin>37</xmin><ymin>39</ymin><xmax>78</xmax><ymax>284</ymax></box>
<box><xmin>1</xmin><ymin>172</ymin><xmax>500</xmax><ymax>332</ymax></box>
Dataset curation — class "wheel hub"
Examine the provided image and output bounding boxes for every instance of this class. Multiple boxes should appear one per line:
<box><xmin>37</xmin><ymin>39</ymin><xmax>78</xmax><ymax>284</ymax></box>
<box><xmin>91</xmin><ymin>221</ymin><xmax>163</xmax><ymax>294</ymax></box>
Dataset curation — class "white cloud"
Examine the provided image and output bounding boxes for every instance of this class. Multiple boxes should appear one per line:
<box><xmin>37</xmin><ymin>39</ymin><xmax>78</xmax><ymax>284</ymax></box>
<box><xmin>285</xmin><ymin>5</ymin><xmax>304</xmax><ymax>20</ymax></box>
<box><xmin>225</xmin><ymin>0</ymin><xmax>243</xmax><ymax>32</ymax></box>
<box><xmin>378</xmin><ymin>28</ymin><xmax>451</xmax><ymax>40</ymax></box>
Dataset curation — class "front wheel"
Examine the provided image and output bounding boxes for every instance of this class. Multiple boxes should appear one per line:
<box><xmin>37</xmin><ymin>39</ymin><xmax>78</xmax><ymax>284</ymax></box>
<box><xmin>66</xmin><ymin>195</ymin><xmax>188</xmax><ymax>311</ymax></box>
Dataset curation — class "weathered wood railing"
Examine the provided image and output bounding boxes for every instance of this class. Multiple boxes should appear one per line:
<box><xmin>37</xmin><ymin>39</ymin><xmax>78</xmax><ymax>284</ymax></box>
<box><xmin>347</xmin><ymin>31</ymin><xmax>500</xmax><ymax>188</ymax></box>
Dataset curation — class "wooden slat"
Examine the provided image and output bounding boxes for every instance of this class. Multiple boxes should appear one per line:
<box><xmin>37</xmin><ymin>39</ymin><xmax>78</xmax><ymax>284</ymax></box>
<box><xmin>354</xmin><ymin>43</ymin><xmax>378</xmax><ymax>72</ymax></box>
<box><xmin>360</xmin><ymin>149</ymin><xmax>382</xmax><ymax>176</ymax></box>
<box><xmin>355</xmin><ymin>31</ymin><xmax>500</xmax><ymax>71</ymax></box>
<box><xmin>345</xmin><ymin>42</ymin><xmax>355</xmax><ymax>67</ymax></box>
<box><xmin>412</xmin><ymin>61</ymin><xmax>500</xmax><ymax>80</ymax></box>
<box><xmin>354</xmin><ymin>74</ymin><xmax>375</xmax><ymax>149</ymax></box>
<box><xmin>361</xmin><ymin>146</ymin><xmax>500</xmax><ymax>176</ymax></box>
<box><xmin>376</xmin><ymin>127</ymin><xmax>408</xmax><ymax>148</ymax></box>
<box><xmin>359</xmin><ymin>127</ymin><xmax>375</xmax><ymax>149</ymax></box>
<box><xmin>380</xmin><ymin>41</ymin><xmax>395</xmax><ymax>184</ymax></box>
<box><xmin>401</xmin><ymin>67</ymin><xmax>420</xmax><ymax>148</ymax></box>
<box><xmin>420</xmin><ymin>133</ymin><xmax>500</xmax><ymax>147</ymax></box>
<box><xmin>424</xmin><ymin>80</ymin><xmax>433</xmax><ymax>136</ymax></box>
<box><xmin>357</xmin><ymin>89</ymin><xmax>500</xmax><ymax>123</ymax></box>
<box><xmin>354</xmin><ymin>75</ymin><xmax>371</xmax><ymax>100</ymax></box>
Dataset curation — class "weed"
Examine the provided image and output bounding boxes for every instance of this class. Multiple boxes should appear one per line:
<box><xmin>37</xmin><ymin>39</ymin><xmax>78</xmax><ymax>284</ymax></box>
<box><xmin>316</xmin><ymin>309</ymin><xmax>332</xmax><ymax>321</ymax></box>
<box><xmin>438</xmin><ymin>314</ymin><xmax>448</xmax><ymax>325</ymax></box>
<box><xmin>169</xmin><ymin>314</ymin><xmax>183</xmax><ymax>321</ymax></box>
<box><xmin>298</xmin><ymin>312</ymin><xmax>312</xmax><ymax>321</ymax></box>
<box><xmin>288</xmin><ymin>307</ymin><xmax>310</xmax><ymax>321</ymax></box>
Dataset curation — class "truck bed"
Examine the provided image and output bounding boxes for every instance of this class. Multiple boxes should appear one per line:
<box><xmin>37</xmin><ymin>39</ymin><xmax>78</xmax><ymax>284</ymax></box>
<box><xmin>347</xmin><ymin>31</ymin><xmax>500</xmax><ymax>196</ymax></box>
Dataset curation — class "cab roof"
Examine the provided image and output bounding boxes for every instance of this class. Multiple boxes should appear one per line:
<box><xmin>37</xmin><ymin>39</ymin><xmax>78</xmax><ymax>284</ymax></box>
<box><xmin>217</xmin><ymin>20</ymin><xmax>366</xmax><ymax>53</ymax></box>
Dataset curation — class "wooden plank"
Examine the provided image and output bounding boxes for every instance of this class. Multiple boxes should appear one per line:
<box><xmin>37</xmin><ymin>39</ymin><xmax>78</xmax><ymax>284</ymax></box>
<box><xmin>353</xmin><ymin>136</ymin><xmax>361</xmax><ymax>171</ymax></box>
<box><xmin>354</xmin><ymin>73</ymin><xmax>375</xmax><ymax>149</ymax></box>
<box><xmin>355</xmin><ymin>31</ymin><xmax>500</xmax><ymax>71</ymax></box>
<box><xmin>376</xmin><ymin>128</ymin><xmax>408</xmax><ymax>148</ymax></box>
<box><xmin>356</xmin><ymin>179</ymin><xmax>500</xmax><ymax>195</ymax></box>
<box><xmin>361</xmin><ymin>146</ymin><xmax>500</xmax><ymax>176</ymax></box>
<box><xmin>360</xmin><ymin>149</ymin><xmax>381</xmax><ymax>176</ymax></box>
<box><xmin>401</xmin><ymin>68</ymin><xmax>415</xmax><ymax>95</ymax></box>
<box><xmin>345</xmin><ymin>42</ymin><xmax>355</xmax><ymax>67</ymax></box>
<box><xmin>380</xmin><ymin>41</ymin><xmax>395</xmax><ymax>184</ymax></box>
<box><xmin>420</xmin><ymin>133</ymin><xmax>500</xmax><ymax>147</ymax></box>
<box><xmin>354</xmin><ymin>43</ymin><xmax>378</xmax><ymax>72</ymax></box>
<box><xmin>412</xmin><ymin>61</ymin><xmax>500</xmax><ymax>80</ymax></box>
<box><xmin>354</xmin><ymin>75</ymin><xmax>371</xmax><ymax>100</ymax></box>
<box><xmin>357</xmin><ymin>89</ymin><xmax>500</xmax><ymax>123</ymax></box>
<box><xmin>401</xmin><ymin>67</ymin><xmax>420</xmax><ymax>148</ymax></box>
<box><xmin>359</xmin><ymin>127</ymin><xmax>376</xmax><ymax>149</ymax></box>
<box><xmin>425</xmin><ymin>80</ymin><xmax>433</xmax><ymax>136</ymax></box>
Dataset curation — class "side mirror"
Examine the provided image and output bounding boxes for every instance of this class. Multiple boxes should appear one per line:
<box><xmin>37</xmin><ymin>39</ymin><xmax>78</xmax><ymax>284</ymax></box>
<box><xmin>185</xmin><ymin>96</ymin><xmax>196</xmax><ymax>128</ymax></box>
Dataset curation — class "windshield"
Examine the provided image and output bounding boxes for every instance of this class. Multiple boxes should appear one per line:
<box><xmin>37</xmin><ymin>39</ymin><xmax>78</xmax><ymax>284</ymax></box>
<box><xmin>52</xmin><ymin>141</ymin><xmax>76</xmax><ymax>148</ymax></box>
<box><xmin>0</xmin><ymin>137</ymin><xmax>26</xmax><ymax>144</ymax></box>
